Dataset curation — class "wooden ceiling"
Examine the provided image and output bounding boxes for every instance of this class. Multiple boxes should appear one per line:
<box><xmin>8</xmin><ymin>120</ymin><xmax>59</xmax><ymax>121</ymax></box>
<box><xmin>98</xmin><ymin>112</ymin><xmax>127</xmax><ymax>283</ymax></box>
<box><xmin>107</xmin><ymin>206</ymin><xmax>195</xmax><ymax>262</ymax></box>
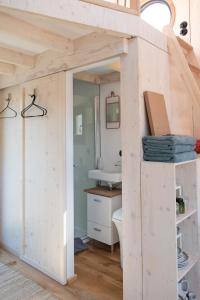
<box><xmin>0</xmin><ymin>3</ymin><xmax>130</xmax><ymax>90</ymax></box>
<box><xmin>0</xmin><ymin>6</ymin><xmax>97</xmax><ymax>76</ymax></box>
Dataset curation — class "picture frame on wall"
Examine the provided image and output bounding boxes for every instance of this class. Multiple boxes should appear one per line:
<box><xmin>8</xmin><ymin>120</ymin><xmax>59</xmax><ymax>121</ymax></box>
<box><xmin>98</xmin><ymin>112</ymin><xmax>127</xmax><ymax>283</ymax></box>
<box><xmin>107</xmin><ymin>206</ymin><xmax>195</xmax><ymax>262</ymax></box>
<box><xmin>106</xmin><ymin>91</ymin><xmax>120</xmax><ymax>129</ymax></box>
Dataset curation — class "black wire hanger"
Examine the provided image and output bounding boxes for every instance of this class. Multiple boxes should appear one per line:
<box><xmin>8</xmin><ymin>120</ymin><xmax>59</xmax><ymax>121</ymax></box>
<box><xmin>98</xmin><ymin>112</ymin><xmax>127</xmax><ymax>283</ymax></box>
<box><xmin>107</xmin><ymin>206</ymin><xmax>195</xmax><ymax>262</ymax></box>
<box><xmin>21</xmin><ymin>89</ymin><xmax>47</xmax><ymax>118</ymax></box>
<box><xmin>0</xmin><ymin>93</ymin><xmax>17</xmax><ymax>119</ymax></box>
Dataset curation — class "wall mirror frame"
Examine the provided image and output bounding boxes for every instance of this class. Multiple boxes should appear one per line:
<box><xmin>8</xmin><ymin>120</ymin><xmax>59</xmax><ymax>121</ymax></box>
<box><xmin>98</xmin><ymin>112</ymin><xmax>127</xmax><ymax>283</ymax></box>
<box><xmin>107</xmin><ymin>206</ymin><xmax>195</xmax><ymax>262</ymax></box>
<box><xmin>106</xmin><ymin>91</ymin><xmax>120</xmax><ymax>129</ymax></box>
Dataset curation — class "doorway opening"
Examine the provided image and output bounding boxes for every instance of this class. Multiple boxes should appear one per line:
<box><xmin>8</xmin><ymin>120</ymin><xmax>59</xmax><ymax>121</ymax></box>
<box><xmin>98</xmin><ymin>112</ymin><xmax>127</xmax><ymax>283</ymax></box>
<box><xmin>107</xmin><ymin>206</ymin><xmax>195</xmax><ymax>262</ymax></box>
<box><xmin>69</xmin><ymin>58</ymin><xmax>123</xmax><ymax>299</ymax></box>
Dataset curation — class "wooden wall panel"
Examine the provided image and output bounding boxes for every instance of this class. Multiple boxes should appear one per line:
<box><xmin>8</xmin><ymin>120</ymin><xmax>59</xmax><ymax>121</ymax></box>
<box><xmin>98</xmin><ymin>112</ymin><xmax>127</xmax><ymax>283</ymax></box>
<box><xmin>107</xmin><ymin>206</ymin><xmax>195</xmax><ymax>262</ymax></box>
<box><xmin>173</xmin><ymin>0</ymin><xmax>200</xmax><ymax>63</ymax></box>
<box><xmin>190</xmin><ymin>0</ymin><xmax>200</xmax><ymax>64</ymax></box>
<box><xmin>173</xmin><ymin>0</ymin><xmax>190</xmax><ymax>43</ymax></box>
<box><xmin>121</xmin><ymin>37</ymin><xmax>170</xmax><ymax>300</ymax></box>
<box><xmin>138</xmin><ymin>38</ymin><xmax>171</xmax><ymax>137</ymax></box>
<box><xmin>168</xmin><ymin>56</ymin><xmax>194</xmax><ymax>136</ymax></box>
<box><xmin>21</xmin><ymin>72</ymin><xmax>67</xmax><ymax>284</ymax></box>
<box><xmin>121</xmin><ymin>38</ymin><xmax>142</xmax><ymax>300</ymax></box>
<box><xmin>142</xmin><ymin>162</ymin><xmax>177</xmax><ymax>300</ymax></box>
<box><xmin>0</xmin><ymin>85</ymin><xmax>23</xmax><ymax>255</ymax></box>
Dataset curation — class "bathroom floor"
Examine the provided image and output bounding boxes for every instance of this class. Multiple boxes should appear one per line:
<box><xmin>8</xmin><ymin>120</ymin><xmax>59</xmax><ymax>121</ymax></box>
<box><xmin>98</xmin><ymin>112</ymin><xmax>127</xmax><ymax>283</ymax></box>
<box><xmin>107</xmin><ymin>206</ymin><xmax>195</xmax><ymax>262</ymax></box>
<box><xmin>71</xmin><ymin>241</ymin><xmax>123</xmax><ymax>300</ymax></box>
<box><xmin>0</xmin><ymin>243</ymin><xmax>123</xmax><ymax>300</ymax></box>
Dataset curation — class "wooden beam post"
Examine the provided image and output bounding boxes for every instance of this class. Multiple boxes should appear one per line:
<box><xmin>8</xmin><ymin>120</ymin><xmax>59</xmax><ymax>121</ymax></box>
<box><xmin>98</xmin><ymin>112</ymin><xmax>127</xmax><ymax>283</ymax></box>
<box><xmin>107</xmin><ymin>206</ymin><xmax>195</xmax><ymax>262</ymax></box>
<box><xmin>120</xmin><ymin>38</ymin><xmax>142</xmax><ymax>300</ymax></box>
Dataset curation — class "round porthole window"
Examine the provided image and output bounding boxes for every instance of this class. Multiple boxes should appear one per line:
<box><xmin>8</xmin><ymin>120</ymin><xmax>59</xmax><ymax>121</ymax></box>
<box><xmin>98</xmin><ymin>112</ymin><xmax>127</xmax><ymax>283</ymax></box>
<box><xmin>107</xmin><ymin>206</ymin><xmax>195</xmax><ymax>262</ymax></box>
<box><xmin>141</xmin><ymin>0</ymin><xmax>174</xmax><ymax>32</ymax></box>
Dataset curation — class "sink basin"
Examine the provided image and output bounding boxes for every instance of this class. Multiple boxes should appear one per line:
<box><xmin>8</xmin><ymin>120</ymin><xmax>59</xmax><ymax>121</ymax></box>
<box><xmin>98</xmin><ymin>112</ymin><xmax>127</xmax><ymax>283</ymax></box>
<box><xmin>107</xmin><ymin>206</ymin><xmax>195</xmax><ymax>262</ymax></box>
<box><xmin>88</xmin><ymin>169</ymin><xmax>121</xmax><ymax>184</ymax></box>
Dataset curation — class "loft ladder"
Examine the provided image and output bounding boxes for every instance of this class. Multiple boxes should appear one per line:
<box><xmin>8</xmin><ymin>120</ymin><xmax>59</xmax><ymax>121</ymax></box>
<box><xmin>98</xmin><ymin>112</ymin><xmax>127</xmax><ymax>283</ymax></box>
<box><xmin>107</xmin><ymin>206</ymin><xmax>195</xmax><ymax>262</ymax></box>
<box><xmin>176</xmin><ymin>36</ymin><xmax>200</xmax><ymax>84</ymax></box>
<box><xmin>164</xmin><ymin>26</ymin><xmax>200</xmax><ymax>137</ymax></box>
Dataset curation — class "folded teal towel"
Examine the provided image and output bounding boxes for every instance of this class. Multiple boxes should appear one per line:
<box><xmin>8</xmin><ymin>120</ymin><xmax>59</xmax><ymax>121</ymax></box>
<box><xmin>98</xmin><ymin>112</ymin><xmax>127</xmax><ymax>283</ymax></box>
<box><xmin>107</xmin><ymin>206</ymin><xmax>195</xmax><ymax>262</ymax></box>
<box><xmin>143</xmin><ymin>144</ymin><xmax>194</xmax><ymax>154</ymax></box>
<box><xmin>144</xmin><ymin>151</ymin><xmax>197</xmax><ymax>163</ymax></box>
<box><xmin>143</xmin><ymin>135</ymin><xmax>196</xmax><ymax>146</ymax></box>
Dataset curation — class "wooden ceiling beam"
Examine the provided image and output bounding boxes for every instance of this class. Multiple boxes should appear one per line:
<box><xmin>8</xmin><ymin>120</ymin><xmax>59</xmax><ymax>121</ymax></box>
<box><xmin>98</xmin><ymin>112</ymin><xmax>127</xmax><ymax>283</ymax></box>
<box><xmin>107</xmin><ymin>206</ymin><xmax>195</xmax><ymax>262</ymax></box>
<box><xmin>73</xmin><ymin>32</ymin><xmax>126</xmax><ymax>53</ymax></box>
<box><xmin>0</xmin><ymin>47</ymin><xmax>35</xmax><ymax>67</ymax></box>
<box><xmin>130</xmin><ymin>0</ymin><xmax>140</xmax><ymax>14</ymax></box>
<box><xmin>0</xmin><ymin>12</ymin><xmax>73</xmax><ymax>52</ymax></box>
<box><xmin>0</xmin><ymin>34</ymin><xmax>128</xmax><ymax>87</ymax></box>
<box><xmin>0</xmin><ymin>62</ymin><xmax>15</xmax><ymax>75</ymax></box>
<box><xmin>80</xmin><ymin>0</ymin><xmax>138</xmax><ymax>14</ymax></box>
<box><xmin>108</xmin><ymin>61</ymin><xmax>120</xmax><ymax>72</ymax></box>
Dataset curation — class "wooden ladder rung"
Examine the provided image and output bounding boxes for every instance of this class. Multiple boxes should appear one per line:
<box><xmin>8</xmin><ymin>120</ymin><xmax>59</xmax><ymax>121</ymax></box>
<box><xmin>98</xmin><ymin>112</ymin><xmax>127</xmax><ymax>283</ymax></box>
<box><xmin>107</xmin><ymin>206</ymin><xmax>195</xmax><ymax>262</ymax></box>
<box><xmin>189</xmin><ymin>63</ymin><xmax>200</xmax><ymax>75</ymax></box>
<box><xmin>176</xmin><ymin>36</ymin><xmax>193</xmax><ymax>52</ymax></box>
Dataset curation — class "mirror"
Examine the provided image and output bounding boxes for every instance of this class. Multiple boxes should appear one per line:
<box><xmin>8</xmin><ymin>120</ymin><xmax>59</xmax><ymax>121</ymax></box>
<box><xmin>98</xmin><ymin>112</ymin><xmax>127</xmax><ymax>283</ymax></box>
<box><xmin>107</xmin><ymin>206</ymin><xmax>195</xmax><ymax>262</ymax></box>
<box><xmin>106</xmin><ymin>91</ymin><xmax>120</xmax><ymax>129</ymax></box>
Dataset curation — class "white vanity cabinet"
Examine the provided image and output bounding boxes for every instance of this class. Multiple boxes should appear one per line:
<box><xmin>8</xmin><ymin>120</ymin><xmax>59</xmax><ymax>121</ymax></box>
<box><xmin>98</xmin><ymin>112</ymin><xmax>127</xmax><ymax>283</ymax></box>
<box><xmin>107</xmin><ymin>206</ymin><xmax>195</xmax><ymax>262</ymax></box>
<box><xmin>85</xmin><ymin>187</ymin><xmax>122</xmax><ymax>247</ymax></box>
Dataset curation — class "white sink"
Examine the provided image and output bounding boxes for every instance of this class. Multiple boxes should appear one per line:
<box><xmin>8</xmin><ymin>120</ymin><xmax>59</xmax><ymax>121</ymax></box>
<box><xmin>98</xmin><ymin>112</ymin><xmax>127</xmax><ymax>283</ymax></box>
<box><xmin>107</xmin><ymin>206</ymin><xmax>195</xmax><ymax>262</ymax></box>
<box><xmin>88</xmin><ymin>169</ymin><xmax>121</xmax><ymax>184</ymax></box>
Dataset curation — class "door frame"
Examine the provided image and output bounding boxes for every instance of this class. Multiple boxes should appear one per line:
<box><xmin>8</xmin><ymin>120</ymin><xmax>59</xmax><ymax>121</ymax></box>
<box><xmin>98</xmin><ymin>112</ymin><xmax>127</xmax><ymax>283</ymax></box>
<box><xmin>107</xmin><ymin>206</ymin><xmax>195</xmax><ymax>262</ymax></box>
<box><xmin>65</xmin><ymin>57</ymin><xmax>122</xmax><ymax>281</ymax></box>
<box><xmin>66</xmin><ymin>41</ymin><xmax>142</xmax><ymax>299</ymax></box>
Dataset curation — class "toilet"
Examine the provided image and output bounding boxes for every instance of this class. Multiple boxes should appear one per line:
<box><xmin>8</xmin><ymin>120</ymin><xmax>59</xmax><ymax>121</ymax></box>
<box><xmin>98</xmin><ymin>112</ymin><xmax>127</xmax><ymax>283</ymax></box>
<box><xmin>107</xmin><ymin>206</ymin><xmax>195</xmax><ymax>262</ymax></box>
<box><xmin>112</xmin><ymin>208</ymin><xmax>123</xmax><ymax>268</ymax></box>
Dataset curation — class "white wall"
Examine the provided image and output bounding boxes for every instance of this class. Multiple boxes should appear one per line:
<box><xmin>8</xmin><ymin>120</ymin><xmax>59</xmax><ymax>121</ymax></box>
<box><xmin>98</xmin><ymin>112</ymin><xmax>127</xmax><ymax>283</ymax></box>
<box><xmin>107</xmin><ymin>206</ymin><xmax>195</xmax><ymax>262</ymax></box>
<box><xmin>0</xmin><ymin>85</ymin><xmax>22</xmax><ymax>256</ymax></box>
<box><xmin>100</xmin><ymin>81</ymin><xmax>121</xmax><ymax>172</ymax></box>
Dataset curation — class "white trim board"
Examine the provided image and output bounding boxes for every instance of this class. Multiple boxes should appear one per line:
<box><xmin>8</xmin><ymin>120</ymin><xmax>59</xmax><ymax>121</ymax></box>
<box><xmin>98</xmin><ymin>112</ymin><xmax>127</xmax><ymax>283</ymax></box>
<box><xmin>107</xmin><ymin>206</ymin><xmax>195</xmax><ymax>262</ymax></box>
<box><xmin>65</xmin><ymin>71</ymin><xmax>74</xmax><ymax>281</ymax></box>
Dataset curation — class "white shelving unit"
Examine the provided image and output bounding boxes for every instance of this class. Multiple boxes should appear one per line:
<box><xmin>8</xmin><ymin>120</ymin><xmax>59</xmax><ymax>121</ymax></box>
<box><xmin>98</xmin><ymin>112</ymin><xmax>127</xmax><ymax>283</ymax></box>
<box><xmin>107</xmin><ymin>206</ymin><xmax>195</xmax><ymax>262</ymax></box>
<box><xmin>141</xmin><ymin>159</ymin><xmax>200</xmax><ymax>300</ymax></box>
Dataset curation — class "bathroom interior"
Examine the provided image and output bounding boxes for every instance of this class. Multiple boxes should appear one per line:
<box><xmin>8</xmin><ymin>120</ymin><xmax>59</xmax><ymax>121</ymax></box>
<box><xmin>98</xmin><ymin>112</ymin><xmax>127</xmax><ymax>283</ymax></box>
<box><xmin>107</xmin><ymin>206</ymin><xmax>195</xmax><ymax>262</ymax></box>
<box><xmin>72</xmin><ymin>59</ymin><xmax>123</xmax><ymax>295</ymax></box>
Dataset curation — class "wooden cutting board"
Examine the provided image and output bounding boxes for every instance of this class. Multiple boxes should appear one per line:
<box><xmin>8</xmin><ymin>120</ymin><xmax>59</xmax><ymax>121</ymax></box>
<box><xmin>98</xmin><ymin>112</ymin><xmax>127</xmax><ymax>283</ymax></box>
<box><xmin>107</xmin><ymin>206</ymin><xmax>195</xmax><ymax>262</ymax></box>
<box><xmin>144</xmin><ymin>91</ymin><xmax>171</xmax><ymax>136</ymax></box>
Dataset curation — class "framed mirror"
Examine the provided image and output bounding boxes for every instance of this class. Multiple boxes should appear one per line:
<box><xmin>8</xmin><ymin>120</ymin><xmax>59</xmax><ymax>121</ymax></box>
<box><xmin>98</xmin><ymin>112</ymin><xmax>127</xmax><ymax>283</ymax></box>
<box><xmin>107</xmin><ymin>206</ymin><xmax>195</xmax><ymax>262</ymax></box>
<box><xmin>106</xmin><ymin>91</ymin><xmax>120</xmax><ymax>129</ymax></box>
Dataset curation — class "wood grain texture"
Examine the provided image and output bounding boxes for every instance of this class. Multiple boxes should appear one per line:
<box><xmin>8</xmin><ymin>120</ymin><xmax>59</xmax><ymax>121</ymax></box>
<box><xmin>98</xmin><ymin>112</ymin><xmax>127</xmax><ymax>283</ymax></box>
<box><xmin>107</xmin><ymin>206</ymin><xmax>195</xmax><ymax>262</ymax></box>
<box><xmin>121</xmin><ymin>38</ymin><xmax>142</xmax><ymax>300</ymax></box>
<box><xmin>0</xmin><ymin>46</ymin><xmax>35</xmax><ymax>67</ymax></box>
<box><xmin>142</xmin><ymin>160</ymin><xmax>200</xmax><ymax>300</ymax></box>
<box><xmin>0</xmin><ymin>0</ymin><xmax>167</xmax><ymax>49</ymax></box>
<box><xmin>0</xmin><ymin>36</ymin><xmax>128</xmax><ymax>89</ymax></box>
<box><xmin>177</xmin><ymin>36</ymin><xmax>193</xmax><ymax>52</ymax></box>
<box><xmin>144</xmin><ymin>91</ymin><xmax>171</xmax><ymax>135</ymax></box>
<box><xmin>142</xmin><ymin>162</ymin><xmax>178</xmax><ymax>300</ymax></box>
<box><xmin>0</xmin><ymin>61</ymin><xmax>15</xmax><ymax>75</ymax></box>
<box><xmin>85</xmin><ymin>187</ymin><xmax>122</xmax><ymax>197</ymax></box>
<box><xmin>165</xmin><ymin>27</ymin><xmax>200</xmax><ymax>137</ymax></box>
<box><xmin>80</xmin><ymin>0</ymin><xmax>138</xmax><ymax>14</ymax></box>
<box><xmin>0</xmin><ymin>245</ymin><xmax>123</xmax><ymax>300</ymax></box>
<box><xmin>0</xmin><ymin>11</ymin><xmax>73</xmax><ymax>52</ymax></box>
<box><xmin>0</xmin><ymin>85</ymin><xmax>23</xmax><ymax>256</ymax></box>
<box><xmin>21</xmin><ymin>72</ymin><xmax>67</xmax><ymax>284</ymax></box>
<box><xmin>173</xmin><ymin>0</ymin><xmax>190</xmax><ymax>43</ymax></box>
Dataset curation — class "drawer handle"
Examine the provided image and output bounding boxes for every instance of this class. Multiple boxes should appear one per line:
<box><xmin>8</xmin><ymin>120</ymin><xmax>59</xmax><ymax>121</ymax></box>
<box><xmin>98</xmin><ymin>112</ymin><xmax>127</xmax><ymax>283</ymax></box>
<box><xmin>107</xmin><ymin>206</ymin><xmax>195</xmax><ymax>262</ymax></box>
<box><xmin>94</xmin><ymin>227</ymin><xmax>101</xmax><ymax>232</ymax></box>
<box><xmin>94</xmin><ymin>199</ymin><xmax>101</xmax><ymax>203</ymax></box>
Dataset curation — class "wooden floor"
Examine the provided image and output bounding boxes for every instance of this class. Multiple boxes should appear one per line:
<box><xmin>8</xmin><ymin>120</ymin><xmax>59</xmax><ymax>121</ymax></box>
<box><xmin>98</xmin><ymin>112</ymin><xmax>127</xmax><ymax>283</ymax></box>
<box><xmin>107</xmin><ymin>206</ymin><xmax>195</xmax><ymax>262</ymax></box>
<box><xmin>0</xmin><ymin>242</ymin><xmax>123</xmax><ymax>300</ymax></box>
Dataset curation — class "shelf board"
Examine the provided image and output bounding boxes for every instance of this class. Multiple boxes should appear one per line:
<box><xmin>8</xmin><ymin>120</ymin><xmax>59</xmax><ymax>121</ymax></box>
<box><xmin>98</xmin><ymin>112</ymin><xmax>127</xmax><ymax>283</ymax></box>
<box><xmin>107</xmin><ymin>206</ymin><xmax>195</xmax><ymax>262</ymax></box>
<box><xmin>142</xmin><ymin>159</ymin><xmax>197</xmax><ymax>167</ymax></box>
<box><xmin>174</xmin><ymin>159</ymin><xmax>197</xmax><ymax>166</ymax></box>
<box><xmin>176</xmin><ymin>209</ymin><xmax>197</xmax><ymax>225</ymax></box>
<box><xmin>178</xmin><ymin>256</ymin><xmax>199</xmax><ymax>282</ymax></box>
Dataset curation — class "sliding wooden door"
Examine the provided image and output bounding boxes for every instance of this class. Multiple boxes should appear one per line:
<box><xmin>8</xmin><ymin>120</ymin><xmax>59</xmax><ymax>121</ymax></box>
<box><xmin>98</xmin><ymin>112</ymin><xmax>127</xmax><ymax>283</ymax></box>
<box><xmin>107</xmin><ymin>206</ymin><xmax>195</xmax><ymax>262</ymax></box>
<box><xmin>21</xmin><ymin>72</ymin><xmax>67</xmax><ymax>284</ymax></box>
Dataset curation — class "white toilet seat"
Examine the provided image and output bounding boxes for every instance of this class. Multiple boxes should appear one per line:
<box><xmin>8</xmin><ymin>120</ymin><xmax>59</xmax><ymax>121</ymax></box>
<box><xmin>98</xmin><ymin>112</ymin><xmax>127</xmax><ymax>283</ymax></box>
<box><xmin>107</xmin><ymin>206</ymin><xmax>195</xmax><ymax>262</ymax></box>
<box><xmin>112</xmin><ymin>208</ymin><xmax>123</xmax><ymax>268</ymax></box>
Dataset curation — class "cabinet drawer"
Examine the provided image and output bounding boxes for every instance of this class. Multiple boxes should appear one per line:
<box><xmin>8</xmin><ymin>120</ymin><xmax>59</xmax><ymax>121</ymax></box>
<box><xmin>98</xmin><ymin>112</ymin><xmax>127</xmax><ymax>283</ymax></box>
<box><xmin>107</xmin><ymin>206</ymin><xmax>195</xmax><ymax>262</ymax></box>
<box><xmin>87</xmin><ymin>221</ymin><xmax>112</xmax><ymax>245</ymax></box>
<box><xmin>87</xmin><ymin>194</ymin><xmax>111</xmax><ymax>226</ymax></box>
